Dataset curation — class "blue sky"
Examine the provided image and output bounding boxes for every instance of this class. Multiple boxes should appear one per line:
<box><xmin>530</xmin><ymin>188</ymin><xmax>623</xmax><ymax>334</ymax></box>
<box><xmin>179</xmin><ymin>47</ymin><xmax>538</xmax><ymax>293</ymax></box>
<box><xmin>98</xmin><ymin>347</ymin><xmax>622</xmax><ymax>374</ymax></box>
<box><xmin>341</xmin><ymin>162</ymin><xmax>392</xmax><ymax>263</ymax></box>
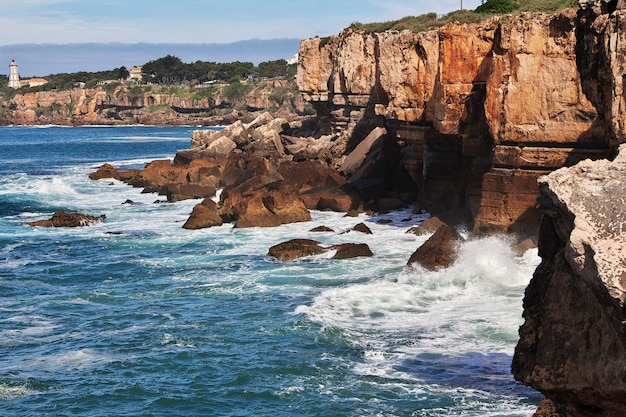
<box><xmin>1</xmin><ymin>0</ymin><xmax>484</xmax><ymax>45</ymax></box>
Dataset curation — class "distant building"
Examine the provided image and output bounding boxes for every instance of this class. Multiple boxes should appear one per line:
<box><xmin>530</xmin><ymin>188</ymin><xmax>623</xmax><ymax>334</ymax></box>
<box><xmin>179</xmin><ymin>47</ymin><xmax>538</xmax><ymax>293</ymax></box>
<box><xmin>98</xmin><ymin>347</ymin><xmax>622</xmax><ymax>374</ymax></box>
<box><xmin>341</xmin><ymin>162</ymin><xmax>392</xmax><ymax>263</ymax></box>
<box><xmin>129</xmin><ymin>66</ymin><xmax>143</xmax><ymax>82</ymax></box>
<box><xmin>97</xmin><ymin>79</ymin><xmax>117</xmax><ymax>86</ymax></box>
<box><xmin>8</xmin><ymin>59</ymin><xmax>20</xmax><ymax>89</ymax></box>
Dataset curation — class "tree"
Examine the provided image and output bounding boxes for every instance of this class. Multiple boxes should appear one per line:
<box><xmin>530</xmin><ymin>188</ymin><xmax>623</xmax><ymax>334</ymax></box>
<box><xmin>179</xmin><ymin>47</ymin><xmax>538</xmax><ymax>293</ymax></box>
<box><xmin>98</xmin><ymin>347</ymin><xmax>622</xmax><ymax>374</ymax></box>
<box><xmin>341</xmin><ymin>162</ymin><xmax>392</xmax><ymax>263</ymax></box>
<box><xmin>257</xmin><ymin>59</ymin><xmax>289</xmax><ymax>78</ymax></box>
<box><xmin>143</xmin><ymin>55</ymin><xmax>189</xmax><ymax>84</ymax></box>
<box><xmin>117</xmin><ymin>66</ymin><xmax>130</xmax><ymax>80</ymax></box>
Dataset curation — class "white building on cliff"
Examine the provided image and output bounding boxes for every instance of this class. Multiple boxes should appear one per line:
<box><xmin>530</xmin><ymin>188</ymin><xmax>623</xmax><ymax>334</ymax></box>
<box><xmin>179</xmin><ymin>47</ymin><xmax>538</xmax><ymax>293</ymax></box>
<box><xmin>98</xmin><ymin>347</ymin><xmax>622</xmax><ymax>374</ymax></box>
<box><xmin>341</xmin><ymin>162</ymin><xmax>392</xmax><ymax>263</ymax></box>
<box><xmin>8</xmin><ymin>59</ymin><xmax>20</xmax><ymax>89</ymax></box>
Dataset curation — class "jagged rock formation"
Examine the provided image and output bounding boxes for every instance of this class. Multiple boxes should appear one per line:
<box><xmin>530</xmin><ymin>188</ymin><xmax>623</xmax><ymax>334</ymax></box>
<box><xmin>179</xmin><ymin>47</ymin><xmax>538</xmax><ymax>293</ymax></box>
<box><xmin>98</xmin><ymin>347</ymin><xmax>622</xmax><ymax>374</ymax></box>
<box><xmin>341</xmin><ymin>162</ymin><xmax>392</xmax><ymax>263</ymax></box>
<box><xmin>90</xmin><ymin>112</ymin><xmax>370</xmax><ymax>228</ymax></box>
<box><xmin>512</xmin><ymin>143</ymin><xmax>626</xmax><ymax>417</ymax></box>
<box><xmin>297</xmin><ymin>8</ymin><xmax>615</xmax><ymax>235</ymax></box>
<box><xmin>0</xmin><ymin>79</ymin><xmax>305</xmax><ymax>126</ymax></box>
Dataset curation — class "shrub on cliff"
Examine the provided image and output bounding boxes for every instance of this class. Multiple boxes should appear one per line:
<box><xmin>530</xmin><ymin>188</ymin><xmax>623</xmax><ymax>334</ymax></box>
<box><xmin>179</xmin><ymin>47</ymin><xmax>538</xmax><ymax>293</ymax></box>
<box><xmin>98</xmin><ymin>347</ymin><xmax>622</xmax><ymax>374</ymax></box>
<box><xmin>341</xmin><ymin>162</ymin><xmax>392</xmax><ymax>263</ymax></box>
<box><xmin>222</xmin><ymin>80</ymin><xmax>252</xmax><ymax>106</ymax></box>
<box><xmin>475</xmin><ymin>0</ymin><xmax>517</xmax><ymax>13</ymax></box>
<box><xmin>517</xmin><ymin>0</ymin><xmax>578</xmax><ymax>11</ymax></box>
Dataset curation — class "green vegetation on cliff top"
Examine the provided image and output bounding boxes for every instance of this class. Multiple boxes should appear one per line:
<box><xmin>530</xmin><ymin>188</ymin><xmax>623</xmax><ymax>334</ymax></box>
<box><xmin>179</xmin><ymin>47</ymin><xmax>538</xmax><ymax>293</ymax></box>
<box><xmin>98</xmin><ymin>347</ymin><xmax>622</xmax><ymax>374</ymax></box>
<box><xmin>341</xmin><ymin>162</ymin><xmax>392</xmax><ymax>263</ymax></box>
<box><xmin>0</xmin><ymin>56</ymin><xmax>296</xmax><ymax>100</ymax></box>
<box><xmin>350</xmin><ymin>0</ymin><xmax>579</xmax><ymax>33</ymax></box>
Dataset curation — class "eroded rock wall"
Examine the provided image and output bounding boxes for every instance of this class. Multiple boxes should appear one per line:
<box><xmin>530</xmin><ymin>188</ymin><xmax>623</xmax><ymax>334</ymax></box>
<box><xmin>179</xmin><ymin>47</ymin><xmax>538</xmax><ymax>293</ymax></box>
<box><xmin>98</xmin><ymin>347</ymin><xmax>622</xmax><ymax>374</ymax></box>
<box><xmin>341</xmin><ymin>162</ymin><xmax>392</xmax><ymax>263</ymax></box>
<box><xmin>512</xmin><ymin>144</ymin><xmax>626</xmax><ymax>417</ymax></box>
<box><xmin>297</xmin><ymin>9</ymin><xmax>616</xmax><ymax>234</ymax></box>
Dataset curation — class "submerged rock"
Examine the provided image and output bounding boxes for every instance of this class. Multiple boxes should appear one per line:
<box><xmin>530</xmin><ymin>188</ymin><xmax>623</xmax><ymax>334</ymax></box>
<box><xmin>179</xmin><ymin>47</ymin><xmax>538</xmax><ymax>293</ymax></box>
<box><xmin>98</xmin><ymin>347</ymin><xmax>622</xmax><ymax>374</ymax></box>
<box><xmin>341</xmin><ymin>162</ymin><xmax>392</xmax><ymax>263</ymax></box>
<box><xmin>27</xmin><ymin>211</ymin><xmax>106</xmax><ymax>227</ymax></box>
<box><xmin>268</xmin><ymin>239</ymin><xmax>374</xmax><ymax>261</ymax></box>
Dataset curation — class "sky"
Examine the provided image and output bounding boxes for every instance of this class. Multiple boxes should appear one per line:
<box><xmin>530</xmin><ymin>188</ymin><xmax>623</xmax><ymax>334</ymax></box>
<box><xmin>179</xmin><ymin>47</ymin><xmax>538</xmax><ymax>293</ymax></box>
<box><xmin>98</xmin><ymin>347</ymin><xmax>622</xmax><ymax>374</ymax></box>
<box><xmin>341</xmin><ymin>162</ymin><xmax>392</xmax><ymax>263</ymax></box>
<box><xmin>0</xmin><ymin>0</ymin><xmax>484</xmax><ymax>76</ymax></box>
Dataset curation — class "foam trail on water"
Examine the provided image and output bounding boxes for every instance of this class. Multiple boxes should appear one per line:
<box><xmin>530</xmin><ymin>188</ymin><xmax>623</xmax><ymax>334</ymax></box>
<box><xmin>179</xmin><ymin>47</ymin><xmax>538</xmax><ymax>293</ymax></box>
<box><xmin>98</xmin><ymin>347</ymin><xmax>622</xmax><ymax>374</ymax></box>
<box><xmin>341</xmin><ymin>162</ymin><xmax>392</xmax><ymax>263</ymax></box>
<box><xmin>296</xmin><ymin>235</ymin><xmax>540</xmax><ymax>401</ymax></box>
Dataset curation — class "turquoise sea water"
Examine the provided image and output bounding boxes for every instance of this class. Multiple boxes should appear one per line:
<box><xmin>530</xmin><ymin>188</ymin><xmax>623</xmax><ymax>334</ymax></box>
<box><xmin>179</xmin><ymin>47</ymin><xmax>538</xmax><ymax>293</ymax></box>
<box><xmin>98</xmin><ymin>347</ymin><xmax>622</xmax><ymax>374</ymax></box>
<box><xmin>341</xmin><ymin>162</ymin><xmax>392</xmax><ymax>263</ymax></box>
<box><xmin>0</xmin><ymin>126</ymin><xmax>542</xmax><ymax>416</ymax></box>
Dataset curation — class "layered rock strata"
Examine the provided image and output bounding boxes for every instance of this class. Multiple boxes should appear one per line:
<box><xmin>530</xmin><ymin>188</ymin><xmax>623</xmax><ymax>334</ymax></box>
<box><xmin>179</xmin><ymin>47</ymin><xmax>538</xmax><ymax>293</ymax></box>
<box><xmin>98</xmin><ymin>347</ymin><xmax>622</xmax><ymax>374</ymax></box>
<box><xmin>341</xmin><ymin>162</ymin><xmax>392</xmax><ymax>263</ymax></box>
<box><xmin>297</xmin><ymin>9</ymin><xmax>614</xmax><ymax>234</ymax></box>
<box><xmin>513</xmin><ymin>144</ymin><xmax>626</xmax><ymax>416</ymax></box>
<box><xmin>1</xmin><ymin>79</ymin><xmax>305</xmax><ymax>126</ymax></box>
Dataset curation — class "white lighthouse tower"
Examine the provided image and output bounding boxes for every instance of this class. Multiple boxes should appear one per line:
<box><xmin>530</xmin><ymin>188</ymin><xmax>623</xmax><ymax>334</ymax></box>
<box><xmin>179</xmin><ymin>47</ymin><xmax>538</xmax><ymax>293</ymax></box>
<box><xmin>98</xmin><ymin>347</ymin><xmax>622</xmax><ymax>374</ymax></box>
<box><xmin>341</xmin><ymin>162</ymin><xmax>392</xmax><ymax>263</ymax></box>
<box><xmin>8</xmin><ymin>59</ymin><xmax>21</xmax><ymax>89</ymax></box>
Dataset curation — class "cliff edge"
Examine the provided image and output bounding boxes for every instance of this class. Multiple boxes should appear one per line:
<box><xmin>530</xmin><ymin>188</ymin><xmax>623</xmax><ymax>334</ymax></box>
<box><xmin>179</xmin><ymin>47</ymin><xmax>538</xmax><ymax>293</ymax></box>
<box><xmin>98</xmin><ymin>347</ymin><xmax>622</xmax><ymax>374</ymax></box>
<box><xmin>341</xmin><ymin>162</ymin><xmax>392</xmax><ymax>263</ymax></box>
<box><xmin>297</xmin><ymin>6</ymin><xmax>620</xmax><ymax>235</ymax></box>
<box><xmin>512</xmin><ymin>143</ymin><xmax>626</xmax><ymax>416</ymax></box>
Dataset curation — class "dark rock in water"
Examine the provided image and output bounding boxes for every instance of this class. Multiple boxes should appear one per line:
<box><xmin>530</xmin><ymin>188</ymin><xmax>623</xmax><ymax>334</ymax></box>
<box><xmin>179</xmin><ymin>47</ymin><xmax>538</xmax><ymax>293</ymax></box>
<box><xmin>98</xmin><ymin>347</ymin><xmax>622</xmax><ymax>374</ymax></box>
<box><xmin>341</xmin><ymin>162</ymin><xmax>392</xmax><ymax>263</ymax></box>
<box><xmin>268</xmin><ymin>239</ymin><xmax>328</xmax><ymax>261</ymax></box>
<box><xmin>89</xmin><ymin>163</ymin><xmax>119</xmax><ymax>180</ymax></box>
<box><xmin>407</xmin><ymin>216</ymin><xmax>446</xmax><ymax>236</ymax></box>
<box><xmin>344</xmin><ymin>209</ymin><xmax>360</xmax><ymax>218</ymax></box>
<box><xmin>122</xmin><ymin>199</ymin><xmax>136</xmax><ymax>205</ymax></box>
<box><xmin>406</xmin><ymin>224</ymin><xmax>462</xmax><ymax>270</ymax></box>
<box><xmin>330</xmin><ymin>243</ymin><xmax>373</xmax><ymax>259</ymax></box>
<box><xmin>183</xmin><ymin>199</ymin><xmax>223</xmax><ymax>229</ymax></box>
<box><xmin>27</xmin><ymin>211</ymin><xmax>106</xmax><ymax>227</ymax></box>
<box><xmin>352</xmin><ymin>222</ymin><xmax>372</xmax><ymax>234</ymax></box>
<box><xmin>310</xmin><ymin>225</ymin><xmax>334</xmax><ymax>233</ymax></box>
<box><xmin>532</xmin><ymin>398</ymin><xmax>567</xmax><ymax>417</ymax></box>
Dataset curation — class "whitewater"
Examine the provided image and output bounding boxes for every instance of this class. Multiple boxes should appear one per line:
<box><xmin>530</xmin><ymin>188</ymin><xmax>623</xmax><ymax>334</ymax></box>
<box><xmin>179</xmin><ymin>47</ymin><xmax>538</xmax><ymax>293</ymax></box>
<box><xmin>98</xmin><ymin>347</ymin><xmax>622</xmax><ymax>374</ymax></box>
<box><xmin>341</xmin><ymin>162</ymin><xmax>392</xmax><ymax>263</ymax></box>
<box><xmin>0</xmin><ymin>126</ymin><xmax>541</xmax><ymax>416</ymax></box>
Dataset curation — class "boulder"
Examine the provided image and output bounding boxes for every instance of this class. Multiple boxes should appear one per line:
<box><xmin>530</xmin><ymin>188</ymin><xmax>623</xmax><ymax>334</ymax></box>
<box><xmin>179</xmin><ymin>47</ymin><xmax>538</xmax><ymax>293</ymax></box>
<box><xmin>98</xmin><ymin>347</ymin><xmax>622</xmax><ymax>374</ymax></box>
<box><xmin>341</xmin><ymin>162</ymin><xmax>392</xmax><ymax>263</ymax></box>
<box><xmin>310</xmin><ymin>225</ymin><xmax>334</xmax><ymax>232</ymax></box>
<box><xmin>339</xmin><ymin>127</ymin><xmax>386</xmax><ymax>179</ymax></box>
<box><xmin>218</xmin><ymin>158</ymin><xmax>311</xmax><ymax>228</ymax></box>
<box><xmin>182</xmin><ymin>199</ymin><xmax>223</xmax><ymax>229</ymax></box>
<box><xmin>532</xmin><ymin>398</ymin><xmax>567</xmax><ymax>417</ymax></box>
<box><xmin>330</xmin><ymin>243</ymin><xmax>373</xmax><ymax>259</ymax></box>
<box><xmin>351</xmin><ymin>222</ymin><xmax>372</xmax><ymax>234</ymax></box>
<box><xmin>301</xmin><ymin>187</ymin><xmax>361</xmax><ymax>212</ymax></box>
<box><xmin>27</xmin><ymin>211</ymin><xmax>106</xmax><ymax>227</ymax></box>
<box><xmin>406</xmin><ymin>224</ymin><xmax>462</xmax><ymax>270</ymax></box>
<box><xmin>89</xmin><ymin>163</ymin><xmax>120</xmax><ymax>180</ymax></box>
<box><xmin>407</xmin><ymin>216</ymin><xmax>446</xmax><ymax>236</ymax></box>
<box><xmin>268</xmin><ymin>239</ymin><xmax>328</xmax><ymax>261</ymax></box>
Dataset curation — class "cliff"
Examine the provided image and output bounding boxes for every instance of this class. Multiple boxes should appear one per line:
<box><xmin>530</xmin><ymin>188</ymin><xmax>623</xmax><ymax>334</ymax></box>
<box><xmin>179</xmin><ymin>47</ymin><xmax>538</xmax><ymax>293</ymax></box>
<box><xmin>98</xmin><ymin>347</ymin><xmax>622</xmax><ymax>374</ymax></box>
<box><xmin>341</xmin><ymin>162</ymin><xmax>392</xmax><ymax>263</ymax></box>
<box><xmin>0</xmin><ymin>78</ymin><xmax>306</xmax><ymax>126</ymax></box>
<box><xmin>297</xmin><ymin>7</ymin><xmax>617</xmax><ymax>235</ymax></box>
<box><xmin>512</xmin><ymin>143</ymin><xmax>626</xmax><ymax>416</ymax></box>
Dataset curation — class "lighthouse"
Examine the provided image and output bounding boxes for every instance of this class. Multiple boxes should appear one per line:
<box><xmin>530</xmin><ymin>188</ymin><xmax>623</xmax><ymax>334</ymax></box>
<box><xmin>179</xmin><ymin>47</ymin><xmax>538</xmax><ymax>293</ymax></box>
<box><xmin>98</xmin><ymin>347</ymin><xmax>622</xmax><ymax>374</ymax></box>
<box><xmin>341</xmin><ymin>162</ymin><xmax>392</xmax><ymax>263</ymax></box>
<box><xmin>8</xmin><ymin>59</ymin><xmax>21</xmax><ymax>89</ymax></box>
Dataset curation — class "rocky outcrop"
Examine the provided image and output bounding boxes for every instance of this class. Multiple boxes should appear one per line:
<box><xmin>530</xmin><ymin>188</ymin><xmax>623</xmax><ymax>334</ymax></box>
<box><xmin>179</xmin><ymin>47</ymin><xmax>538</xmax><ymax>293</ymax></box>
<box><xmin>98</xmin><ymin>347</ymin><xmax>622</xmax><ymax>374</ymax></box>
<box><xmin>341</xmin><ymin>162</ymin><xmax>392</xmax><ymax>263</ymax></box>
<box><xmin>297</xmin><ymin>8</ymin><xmax>616</xmax><ymax>235</ymax></box>
<box><xmin>512</xmin><ymin>144</ymin><xmax>626</xmax><ymax>416</ymax></box>
<box><xmin>91</xmin><ymin>112</ymin><xmax>377</xmax><ymax>228</ymax></box>
<box><xmin>27</xmin><ymin>211</ymin><xmax>106</xmax><ymax>227</ymax></box>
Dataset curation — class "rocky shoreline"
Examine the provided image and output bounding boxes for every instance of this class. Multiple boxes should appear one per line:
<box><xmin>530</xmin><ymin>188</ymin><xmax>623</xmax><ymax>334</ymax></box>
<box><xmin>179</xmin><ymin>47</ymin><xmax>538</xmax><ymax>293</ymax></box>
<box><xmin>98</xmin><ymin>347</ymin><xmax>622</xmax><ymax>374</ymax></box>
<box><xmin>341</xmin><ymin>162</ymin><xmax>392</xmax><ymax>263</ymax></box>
<box><xmin>21</xmin><ymin>1</ymin><xmax>626</xmax><ymax>414</ymax></box>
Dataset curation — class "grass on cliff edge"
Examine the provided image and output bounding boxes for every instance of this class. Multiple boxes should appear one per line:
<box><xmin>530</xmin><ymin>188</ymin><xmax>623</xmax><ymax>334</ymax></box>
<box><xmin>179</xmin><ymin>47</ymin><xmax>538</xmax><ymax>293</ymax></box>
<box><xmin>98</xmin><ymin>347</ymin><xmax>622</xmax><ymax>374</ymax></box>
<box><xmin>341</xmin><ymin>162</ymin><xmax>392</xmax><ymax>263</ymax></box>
<box><xmin>350</xmin><ymin>0</ymin><xmax>579</xmax><ymax>33</ymax></box>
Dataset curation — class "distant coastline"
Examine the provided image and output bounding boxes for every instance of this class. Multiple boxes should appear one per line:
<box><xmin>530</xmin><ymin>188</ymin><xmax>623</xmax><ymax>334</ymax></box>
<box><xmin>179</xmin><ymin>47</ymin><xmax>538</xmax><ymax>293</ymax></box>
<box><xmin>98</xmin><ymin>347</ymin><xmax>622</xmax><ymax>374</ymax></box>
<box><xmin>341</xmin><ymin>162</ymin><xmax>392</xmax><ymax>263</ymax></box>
<box><xmin>0</xmin><ymin>39</ymin><xmax>301</xmax><ymax>77</ymax></box>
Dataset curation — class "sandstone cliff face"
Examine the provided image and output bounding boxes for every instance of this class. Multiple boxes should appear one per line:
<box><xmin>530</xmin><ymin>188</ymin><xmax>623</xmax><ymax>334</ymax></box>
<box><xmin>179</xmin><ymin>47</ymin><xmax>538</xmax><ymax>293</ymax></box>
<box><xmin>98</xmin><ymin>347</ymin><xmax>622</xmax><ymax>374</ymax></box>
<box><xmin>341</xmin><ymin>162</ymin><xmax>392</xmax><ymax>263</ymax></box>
<box><xmin>512</xmin><ymin>144</ymin><xmax>626</xmax><ymax>417</ymax></box>
<box><xmin>297</xmin><ymin>9</ymin><xmax>615</xmax><ymax>234</ymax></box>
<box><xmin>0</xmin><ymin>79</ymin><xmax>305</xmax><ymax>126</ymax></box>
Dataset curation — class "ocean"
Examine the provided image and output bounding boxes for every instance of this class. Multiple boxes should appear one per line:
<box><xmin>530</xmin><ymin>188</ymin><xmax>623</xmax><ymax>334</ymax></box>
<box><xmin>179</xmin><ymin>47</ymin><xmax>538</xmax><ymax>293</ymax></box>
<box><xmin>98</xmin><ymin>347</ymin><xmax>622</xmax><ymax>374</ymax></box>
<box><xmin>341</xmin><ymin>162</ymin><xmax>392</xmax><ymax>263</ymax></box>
<box><xmin>0</xmin><ymin>126</ymin><xmax>542</xmax><ymax>416</ymax></box>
